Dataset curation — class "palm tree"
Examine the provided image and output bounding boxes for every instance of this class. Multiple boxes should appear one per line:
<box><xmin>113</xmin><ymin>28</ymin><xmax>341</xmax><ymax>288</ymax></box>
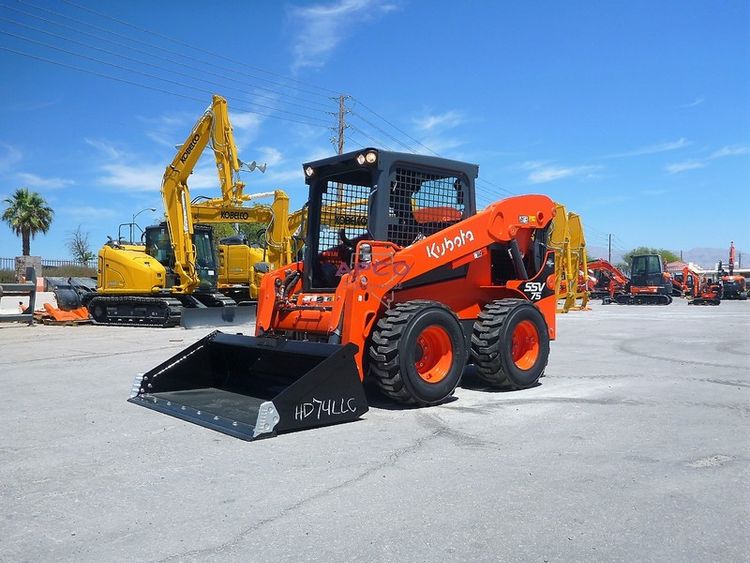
<box><xmin>2</xmin><ymin>188</ymin><xmax>54</xmax><ymax>256</ymax></box>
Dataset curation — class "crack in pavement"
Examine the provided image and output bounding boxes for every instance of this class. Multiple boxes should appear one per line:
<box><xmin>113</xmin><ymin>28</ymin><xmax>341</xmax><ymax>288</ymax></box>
<box><xmin>0</xmin><ymin>343</ymin><xmax>192</xmax><ymax>367</ymax></box>
<box><xmin>553</xmin><ymin>373</ymin><xmax>750</xmax><ymax>388</ymax></box>
<box><xmin>157</xmin><ymin>429</ymin><xmax>444</xmax><ymax>562</ymax></box>
<box><xmin>616</xmin><ymin>339</ymin><xmax>748</xmax><ymax>371</ymax></box>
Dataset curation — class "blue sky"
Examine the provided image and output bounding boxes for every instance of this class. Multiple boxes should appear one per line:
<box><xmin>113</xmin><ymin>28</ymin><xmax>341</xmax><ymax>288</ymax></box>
<box><xmin>0</xmin><ymin>0</ymin><xmax>748</xmax><ymax>261</ymax></box>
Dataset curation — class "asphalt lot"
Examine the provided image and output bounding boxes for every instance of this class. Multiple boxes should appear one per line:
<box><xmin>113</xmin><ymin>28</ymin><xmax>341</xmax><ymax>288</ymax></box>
<box><xmin>1</xmin><ymin>299</ymin><xmax>748</xmax><ymax>562</ymax></box>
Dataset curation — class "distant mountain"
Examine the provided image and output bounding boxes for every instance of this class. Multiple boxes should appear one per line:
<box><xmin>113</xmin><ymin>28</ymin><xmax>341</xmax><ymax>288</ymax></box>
<box><xmin>584</xmin><ymin>245</ymin><xmax>744</xmax><ymax>269</ymax></box>
<box><xmin>587</xmin><ymin>246</ymin><xmax>624</xmax><ymax>265</ymax></box>
<box><xmin>681</xmin><ymin>247</ymin><xmax>745</xmax><ymax>270</ymax></box>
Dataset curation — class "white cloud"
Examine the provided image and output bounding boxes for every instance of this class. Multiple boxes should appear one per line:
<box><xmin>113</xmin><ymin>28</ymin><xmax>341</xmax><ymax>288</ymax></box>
<box><xmin>665</xmin><ymin>161</ymin><xmax>706</xmax><ymax>174</ymax></box>
<box><xmin>98</xmin><ymin>159</ymin><xmax>220</xmax><ymax>192</ymax></box>
<box><xmin>231</xmin><ymin>112</ymin><xmax>264</xmax><ymax>131</ymax></box>
<box><xmin>257</xmin><ymin>167</ymin><xmax>304</xmax><ymax>185</ymax></box>
<box><xmin>663</xmin><ymin>144</ymin><xmax>748</xmax><ymax>175</ymax></box>
<box><xmin>288</xmin><ymin>0</ymin><xmax>398</xmax><ymax>71</ymax></box>
<box><xmin>15</xmin><ymin>172</ymin><xmax>74</xmax><ymax>189</ymax></box>
<box><xmin>603</xmin><ymin>138</ymin><xmax>690</xmax><ymax>159</ymax></box>
<box><xmin>256</xmin><ymin>146</ymin><xmax>284</xmax><ymax>167</ymax></box>
<box><xmin>98</xmin><ymin>163</ymin><xmax>165</xmax><ymax>192</ymax></box>
<box><xmin>709</xmin><ymin>145</ymin><xmax>750</xmax><ymax>159</ymax></box>
<box><xmin>0</xmin><ymin>142</ymin><xmax>22</xmax><ymax>171</ymax></box>
<box><xmin>641</xmin><ymin>188</ymin><xmax>668</xmax><ymax>197</ymax></box>
<box><xmin>84</xmin><ymin>138</ymin><xmax>123</xmax><ymax>160</ymax></box>
<box><xmin>522</xmin><ymin>161</ymin><xmax>601</xmax><ymax>184</ymax></box>
<box><xmin>418</xmin><ymin>136</ymin><xmax>465</xmax><ymax>156</ymax></box>
<box><xmin>680</xmin><ymin>97</ymin><xmax>704</xmax><ymax>108</ymax></box>
<box><xmin>413</xmin><ymin>110</ymin><xmax>466</xmax><ymax>132</ymax></box>
<box><xmin>58</xmin><ymin>205</ymin><xmax>118</xmax><ymax>219</ymax></box>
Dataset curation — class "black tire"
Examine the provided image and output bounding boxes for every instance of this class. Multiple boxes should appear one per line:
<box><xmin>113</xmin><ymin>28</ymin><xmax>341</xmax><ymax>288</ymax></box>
<box><xmin>368</xmin><ymin>300</ymin><xmax>466</xmax><ymax>406</ymax></box>
<box><xmin>471</xmin><ymin>298</ymin><xmax>550</xmax><ymax>389</ymax></box>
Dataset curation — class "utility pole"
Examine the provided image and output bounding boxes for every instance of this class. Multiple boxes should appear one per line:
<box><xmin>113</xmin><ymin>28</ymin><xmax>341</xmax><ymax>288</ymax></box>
<box><xmin>329</xmin><ymin>94</ymin><xmax>350</xmax><ymax>202</ymax></box>
<box><xmin>330</xmin><ymin>94</ymin><xmax>350</xmax><ymax>155</ymax></box>
<box><xmin>680</xmin><ymin>250</ymin><xmax>683</xmax><ymax>261</ymax></box>
<box><xmin>608</xmin><ymin>234</ymin><xmax>612</xmax><ymax>263</ymax></box>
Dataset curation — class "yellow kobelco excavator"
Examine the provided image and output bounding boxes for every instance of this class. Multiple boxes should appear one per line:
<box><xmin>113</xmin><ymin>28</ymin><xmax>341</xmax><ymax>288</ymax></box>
<box><xmin>86</xmin><ymin>95</ymin><xmax>278</xmax><ymax>327</ymax></box>
<box><xmin>210</xmin><ymin>191</ymin><xmax>307</xmax><ymax>302</ymax></box>
<box><xmin>549</xmin><ymin>203</ymin><xmax>589</xmax><ymax>313</ymax></box>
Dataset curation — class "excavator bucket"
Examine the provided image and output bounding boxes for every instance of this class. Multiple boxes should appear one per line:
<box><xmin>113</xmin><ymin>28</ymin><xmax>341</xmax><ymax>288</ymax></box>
<box><xmin>179</xmin><ymin>304</ymin><xmax>255</xmax><ymax>329</ymax></box>
<box><xmin>128</xmin><ymin>331</ymin><xmax>368</xmax><ymax>440</ymax></box>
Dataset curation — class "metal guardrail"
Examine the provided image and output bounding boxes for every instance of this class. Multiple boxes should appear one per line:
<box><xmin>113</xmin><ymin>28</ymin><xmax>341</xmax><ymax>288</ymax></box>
<box><xmin>0</xmin><ymin>267</ymin><xmax>36</xmax><ymax>325</ymax></box>
<box><xmin>0</xmin><ymin>257</ymin><xmax>90</xmax><ymax>270</ymax></box>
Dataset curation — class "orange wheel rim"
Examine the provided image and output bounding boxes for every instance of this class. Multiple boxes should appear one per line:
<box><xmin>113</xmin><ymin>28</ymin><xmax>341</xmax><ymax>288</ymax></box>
<box><xmin>414</xmin><ymin>325</ymin><xmax>453</xmax><ymax>383</ymax></box>
<box><xmin>511</xmin><ymin>320</ymin><xmax>540</xmax><ymax>370</ymax></box>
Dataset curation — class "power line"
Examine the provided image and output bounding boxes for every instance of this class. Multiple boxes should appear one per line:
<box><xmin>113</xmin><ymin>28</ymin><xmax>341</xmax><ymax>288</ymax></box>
<box><xmin>0</xmin><ymin>45</ymin><xmax>330</xmax><ymax>128</ymax></box>
<box><xmin>0</xmin><ymin>28</ymin><xmax>331</xmax><ymax>125</ymax></box>
<box><xmin>14</xmin><ymin>0</ymin><xmax>335</xmax><ymax>102</ymax></box>
<box><xmin>2</xmin><ymin>2</ymin><xmax>332</xmax><ymax>111</ymax></box>
<box><xmin>347</xmin><ymin>125</ymin><xmax>395</xmax><ymax>151</ymax></box>
<box><xmin>477</xmin><ymin>177</ymin><xmax>516</xmax><ymax>197</ymax></box>
<box><xmin>0</xmin><ymin>14</ymin><xmax>331</xmax><ymax>116</ymax></box>
<box><xmin>3</xmin><ymin>1</ymin><xmax>531</xmax><ymax>205</ymax></box>
<box><xmin>58</xmin><ymin>0</ymin><xmax>340</xmax><ymax>96</ymax></box>
<box><xmin>349</xmin><ymin>110</ymin><xmax>419</xmax><ymax>153</ymax></box>
<box><xmin>351</xmin><ymin>97</ymin><xmax>439</xmax><ymax>156</ymax></box>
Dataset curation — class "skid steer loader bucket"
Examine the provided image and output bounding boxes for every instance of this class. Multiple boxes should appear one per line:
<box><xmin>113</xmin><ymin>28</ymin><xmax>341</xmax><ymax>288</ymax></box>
<box><xmin>128</xmin><ymin>331</ymin><xmax>368</xmax><ymax>440</ymax></box>
<box><xmin>179</xmin><ymin>304</ymin><xmax>255</xmax><ymax>329</ymax></box>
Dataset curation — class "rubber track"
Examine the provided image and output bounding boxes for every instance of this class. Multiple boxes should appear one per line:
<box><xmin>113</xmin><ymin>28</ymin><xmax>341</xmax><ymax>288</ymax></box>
<box><xmin>614</xmin><ymin>294</ymin><xmax>672</xmax><ymax>305</ymax></box>
<box><xmin>88</xmin><ymin>296</ymin><xmax>182</xmax><ymax>327</ymax></box>
<box><xmin>368</xmin><ymin>300</ymin><xmax>448</xmax><ymax>405</ymax></box>
<box><xmin>470</xmin><ymin>298</ymin><xmax>548</xmax><ymax>388</ymax></box>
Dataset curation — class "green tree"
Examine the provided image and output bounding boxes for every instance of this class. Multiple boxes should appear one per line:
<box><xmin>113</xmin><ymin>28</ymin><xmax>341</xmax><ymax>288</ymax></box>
<box><xmin>2</xmin><ymin>188</ymin><xmax>54</xmax><ymax>256</ymax></box>
<box><xmin>67</xmin><ymin>225</ymin><xmax>96</xmax><ymax>266</ymax></box>
<box><xmin>622</xmin><ymin>247</ymin><xmax>680</xmax><ymax>271</ymax></box>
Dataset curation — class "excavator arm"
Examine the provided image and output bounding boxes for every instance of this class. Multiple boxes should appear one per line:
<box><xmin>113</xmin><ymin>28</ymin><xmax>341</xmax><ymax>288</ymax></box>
<box><xmin>161</xmin><ymin>95</ymin><xmax>248</xmax><ymax>294</ymax></box>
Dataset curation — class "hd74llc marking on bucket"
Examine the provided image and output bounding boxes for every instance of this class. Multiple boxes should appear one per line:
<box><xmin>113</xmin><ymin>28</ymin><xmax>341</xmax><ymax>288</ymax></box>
<box><xmin>295</xmin><ymin>397</ymin><xmax>359</xmax><ymax>421</ymax></box>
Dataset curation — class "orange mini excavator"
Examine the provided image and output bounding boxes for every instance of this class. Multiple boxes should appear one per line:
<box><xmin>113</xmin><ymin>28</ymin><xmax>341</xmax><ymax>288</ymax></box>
<box><xmin>684</xmin><ymin>266</ymin><xmax>722</xmax><ymax>306</ymax></box>
<box><xmin>130</xmin><ymin>150</ymin><xmax>558</xmax><ymax>440</ymax></box>
<box><xmin>719</xmin><ymin>241</ymin><xmax>748</xmax><ymax>300</ymax></box>
<box><xmin>588</xmin><ymin>258</ymin><xmax>629</xmax><ymax>301</ymax></box>
<box><xmin>614</xmin><ymin>253</ymin><xmax>673</xmax><ymax>305</ymax></box>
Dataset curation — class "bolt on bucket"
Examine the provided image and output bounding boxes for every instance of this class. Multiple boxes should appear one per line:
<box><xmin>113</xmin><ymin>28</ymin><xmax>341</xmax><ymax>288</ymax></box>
<box><xmin>128</xmin><ymin>331</ymin><xmax>368</xmax><ymax>440</ymax></box>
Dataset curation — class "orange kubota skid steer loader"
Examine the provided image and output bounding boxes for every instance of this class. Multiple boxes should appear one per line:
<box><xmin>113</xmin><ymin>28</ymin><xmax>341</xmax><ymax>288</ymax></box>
<box><xmin>129</xmin><ymin>150</ymin><xmax>558</xmax><ymax>440</ymax></box>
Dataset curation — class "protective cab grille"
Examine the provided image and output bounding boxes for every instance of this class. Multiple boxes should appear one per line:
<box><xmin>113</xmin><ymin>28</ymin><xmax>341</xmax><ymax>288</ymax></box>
<box><xmin>387</xmin><ymin>168</ymin><xmax>465</xmax><ymax>247</ymax></box>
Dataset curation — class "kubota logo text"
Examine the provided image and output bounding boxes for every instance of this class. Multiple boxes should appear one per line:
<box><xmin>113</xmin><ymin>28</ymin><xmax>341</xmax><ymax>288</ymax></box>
<box><xmin>426</xmin><ymin>229</ymin><xmax>475</xmax><ymax>259</ymax></box>
<box><xmin>180</xmin><ymin>133</ymin><xmax>200</xmax><ymax>163</ymax></box>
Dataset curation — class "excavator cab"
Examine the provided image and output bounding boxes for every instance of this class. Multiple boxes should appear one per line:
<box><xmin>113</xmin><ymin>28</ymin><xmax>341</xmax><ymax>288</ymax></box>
<box><xmin>615</xmin><ymin>253</ymin><xmax>673</xmax><ymax>305</ymax></box>
<box><xmin>145</xmin><ymin>223</ymin><xmax>219</xmax><ymax>290</ymax></box>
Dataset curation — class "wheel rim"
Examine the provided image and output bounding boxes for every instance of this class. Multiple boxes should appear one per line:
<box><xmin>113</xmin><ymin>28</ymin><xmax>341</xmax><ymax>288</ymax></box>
<box><xmin>511</xmin><ymin>320</ymin><xmax>540</xmax><ymax>370</ymax></box>
<box><xmin>414</xmin><ymin>325</ymin><xmax>453</xmax><ymax>383</ymax></box>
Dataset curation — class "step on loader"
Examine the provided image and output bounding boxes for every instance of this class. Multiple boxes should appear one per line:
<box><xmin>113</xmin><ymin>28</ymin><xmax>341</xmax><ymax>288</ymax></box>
<box><xmin>130</xmin><ymin>149</ymin><xmax>558</xmax><ymax>440</ymax></box>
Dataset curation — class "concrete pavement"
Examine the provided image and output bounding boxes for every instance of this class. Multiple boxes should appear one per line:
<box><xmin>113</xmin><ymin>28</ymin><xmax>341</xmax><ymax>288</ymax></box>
<box><xmin>1</xmin><ymin>299</ymin><xmax>748</xmax><ymax>561</ymax></box>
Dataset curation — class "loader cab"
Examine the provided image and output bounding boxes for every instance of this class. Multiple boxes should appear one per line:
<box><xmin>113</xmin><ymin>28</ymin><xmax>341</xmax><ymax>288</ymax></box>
<box><xmin>301</xmin><ymin>149</ymin><xmax>479</xmax><ymax>291</ymax></box>
<box><xmin>145</xmin><ymin>223</ymin><xmax>219</xmax><ymax>290</ymax></box>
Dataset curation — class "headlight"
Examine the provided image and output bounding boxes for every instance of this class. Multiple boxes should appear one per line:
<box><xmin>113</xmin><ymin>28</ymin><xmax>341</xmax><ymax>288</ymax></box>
<box><xmin>304</xmin><ymin>166</ymin><xmax>314</xmax><ymax>177</ymax></box>
<box><xmin>365</xmin><ymin>151</ymin><xmax>377</xmax><ymax>164</ymax></box>
<box><xmin>356</xmin><ymin>153</ymin><xmax>366</xmax><ymax>165</ymax></box>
